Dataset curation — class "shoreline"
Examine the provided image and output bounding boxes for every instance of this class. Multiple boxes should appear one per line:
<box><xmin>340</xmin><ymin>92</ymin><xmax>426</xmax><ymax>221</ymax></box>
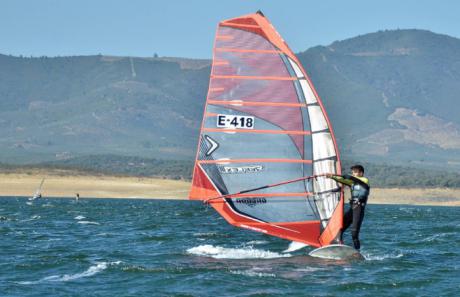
<box><xmin>0</xmin><ymin>172</ymin><xmax>189</xmax><ymax>200</ymax></box>
<box><xmin>1</xmin><ymin>172</ymin><xmax>459</xmax><ymax>206</ymax></box>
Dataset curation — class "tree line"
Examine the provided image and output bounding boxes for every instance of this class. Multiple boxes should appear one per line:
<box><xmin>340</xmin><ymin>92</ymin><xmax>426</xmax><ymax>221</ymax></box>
<box><xmin>1</xmin><ymin>156</ymin><xmax>459</xmax><ymax>188</ymax></box>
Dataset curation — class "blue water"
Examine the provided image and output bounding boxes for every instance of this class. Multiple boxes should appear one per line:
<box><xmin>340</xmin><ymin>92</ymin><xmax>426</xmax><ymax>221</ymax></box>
<box><xmin>1</xmin><ymin>197</ymin><xmax>459</xmax><ymax>296</ymax></box>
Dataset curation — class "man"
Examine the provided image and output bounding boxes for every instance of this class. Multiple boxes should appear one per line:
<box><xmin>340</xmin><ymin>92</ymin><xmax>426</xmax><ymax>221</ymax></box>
<box><xmin>326</xmin><ymin>165</ymin><xmax>370</xmax><ymax>250</ymax></box>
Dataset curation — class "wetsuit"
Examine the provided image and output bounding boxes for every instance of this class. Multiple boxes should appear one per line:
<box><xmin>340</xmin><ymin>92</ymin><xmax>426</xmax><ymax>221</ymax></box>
<box><xmin>331</xmin><ymin>174</ymin><xmax>370</xmax><ymax>250</ymax></box>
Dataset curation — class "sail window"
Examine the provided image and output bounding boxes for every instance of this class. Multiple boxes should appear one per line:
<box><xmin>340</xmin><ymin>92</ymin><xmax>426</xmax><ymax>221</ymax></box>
<box><xmin>312</xmin><ymin>133</ymin><xmax>336</xmax><ymax>160</ymax></box>
<box><xmin>308</xmin><ymin>106</ymin><xmax>328</xmax><ymax>132</ymax></box>
<box><xmin>288</xmin><ymin>58</ymin><xmax>304</xmax><ymax>78</ymax></box>
<box><xmin>300</xmin><ymin>79</ymin><xmax>317</xmax><ymax>104</ymax></box>
<box><xmin>313</xmin><ymin>159</ymin><xmax>335</xmax><ymax>175</ymax></box>
<box><xmin>313</xmin><ymin>160</ymin><xmax>339</xmax><ymax>192</ymax></box>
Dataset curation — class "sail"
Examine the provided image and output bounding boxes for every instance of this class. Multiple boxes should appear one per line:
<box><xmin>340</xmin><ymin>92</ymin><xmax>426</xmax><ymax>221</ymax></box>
<box><xmin>189</xmin><ymin>12</ymin><xmax>343</xmax><ymax>247</ymax></box>
<box><xmin>31</xmin><ymin>178</ymin><xmax>45</xmax><ymax>200</ymax></box>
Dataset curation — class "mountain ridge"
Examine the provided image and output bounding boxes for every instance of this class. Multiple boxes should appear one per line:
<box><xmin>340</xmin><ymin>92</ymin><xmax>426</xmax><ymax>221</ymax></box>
<box><xmin>1</xmin><ymin>29</ymin><xmax>459</xmax><ymax>170</ymax></box>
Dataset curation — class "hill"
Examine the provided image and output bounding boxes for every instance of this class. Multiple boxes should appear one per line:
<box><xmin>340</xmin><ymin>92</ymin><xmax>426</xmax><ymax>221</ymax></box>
<box><xmin>0</xmin><ymin>55</ymin><xmax>209</xmax><ymax>163</ymax></box>
<box><xmin>1</xmin><ymin>29</ymin><xmax>460</xmax><ymax>171</ymax></box>
<box><xmin>298</xmin><ymin>29</ymin><xmax>460</xmax><ymax>169</ymax></box>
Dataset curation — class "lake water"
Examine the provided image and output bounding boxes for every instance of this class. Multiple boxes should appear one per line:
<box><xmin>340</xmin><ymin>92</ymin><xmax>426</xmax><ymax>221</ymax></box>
<box><xmin>1</xmin><ymin>197</ymin><xmax>459</xmax><ymax>296</ymax></box>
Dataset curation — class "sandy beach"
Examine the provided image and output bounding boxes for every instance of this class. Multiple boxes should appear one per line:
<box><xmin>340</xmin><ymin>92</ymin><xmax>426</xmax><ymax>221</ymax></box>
<box><xmin>1</xmin><ymin>172</ymin><xmax>459</xmax><ymax>206</ymax></box>
<box><xmin>0</xmin><ymin>172</ymin><xmax>189</xmax><ymax>199</ymax></box>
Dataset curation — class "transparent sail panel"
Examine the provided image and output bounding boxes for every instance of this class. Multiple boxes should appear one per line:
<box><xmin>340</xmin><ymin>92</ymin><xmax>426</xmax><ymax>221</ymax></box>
<box><xmin>227</xmin><ymin>197</ymin><xmax>318</xmax><ymax>223</ymax></box>
<box><xmin>312</xmin><ymin>133</ymin><xmax>336</xmax><ymax>160</ymax></box>
<box><xmin>214</xmin><ymin>51</ymin><xmax>289</xmax><ymax>77</ymax></box>
<box><xmin>308</xmin><ymin>106</ymin><xmax>328</xmax><ymax>132</ymax></box>
<box><xmin>288</xmin><ymin>58</ymin><xmax>304</xmax><ymax>78</ymax></box>
<box><xmin>300</xmin><ymin>79</ymin><xmax>317</xmax><ymax>104</ymax></box>
<box><xmin>216</xmin><ymin>26</ymin><xmax>276</xmax><ymax>50</ymax></box>
<box><xmin>314</xmin><ymin>192</ymin><xmax>340</xmax><ymax>227</ymax></box>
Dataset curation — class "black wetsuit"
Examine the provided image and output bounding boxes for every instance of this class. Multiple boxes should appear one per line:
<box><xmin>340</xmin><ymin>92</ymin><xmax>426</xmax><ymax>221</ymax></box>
<box><xmin>331</xmin><ymin>174</ymin><xmax>370</xmax><ymax>250</ymax></box>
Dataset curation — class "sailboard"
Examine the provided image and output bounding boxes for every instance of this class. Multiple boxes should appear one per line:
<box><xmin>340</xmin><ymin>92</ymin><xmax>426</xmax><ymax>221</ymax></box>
<box><xmin>29</xmin><ymin>178</ymin><xmax>45</xmax><ymax>201</ymax></box>
<box><xmin>309</xmin><ymin>244</ymin><xmax>364</xmax><ymax>260</ymax></box>
<box><xmin>189</xmin><ymin>11</ymin><xmax>348</xmax><ymax>253</ymax></box>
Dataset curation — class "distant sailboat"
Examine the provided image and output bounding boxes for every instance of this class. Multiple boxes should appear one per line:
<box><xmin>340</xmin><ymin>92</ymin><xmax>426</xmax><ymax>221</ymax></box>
<box><xmin>189</xmin><ymin>11</ymin><xmax>362</xmax><ymax>259</ymax></box>
<box><xmin>29</xmin><ymin>178</ymin><xmax>45</xmax><ymax>201</ymax></box>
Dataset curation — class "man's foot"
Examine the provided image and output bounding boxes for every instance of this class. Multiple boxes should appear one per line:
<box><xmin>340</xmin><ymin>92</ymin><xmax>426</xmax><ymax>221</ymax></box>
<box><xmin>353</xmin><ymin>239</ymin><xmax>360</xmax><ymax>250</ymax></box>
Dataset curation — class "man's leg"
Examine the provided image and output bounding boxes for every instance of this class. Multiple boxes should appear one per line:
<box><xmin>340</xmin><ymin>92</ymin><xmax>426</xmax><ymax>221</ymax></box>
<box><xmin>350</xmin><ymin>202</ymin><xmax>366</xmax><ymax>250</ymax></box>
<box><xmin>340</xmin><ymin>205</ymin><xmax>353</xmax><ymax>243</ymax></box>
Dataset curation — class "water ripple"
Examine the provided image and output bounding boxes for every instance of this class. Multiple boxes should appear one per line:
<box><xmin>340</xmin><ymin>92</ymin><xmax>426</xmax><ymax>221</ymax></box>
<box><xmin>0</xmin><ymin>198</ymin><xmax>458</xmax><ymax>296</ymax></box>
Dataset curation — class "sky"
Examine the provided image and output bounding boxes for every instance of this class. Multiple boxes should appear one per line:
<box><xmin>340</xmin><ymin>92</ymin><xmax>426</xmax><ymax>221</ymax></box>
<box><xmin>1</xmin><ymin>0</ymin><xmax>459</xmax><ymax>59</ymax></box>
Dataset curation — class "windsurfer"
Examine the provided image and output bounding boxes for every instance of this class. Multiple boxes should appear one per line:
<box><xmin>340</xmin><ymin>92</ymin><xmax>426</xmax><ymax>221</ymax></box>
<box><xmin>326</xmin><ymin>165</ymin><xmax>370</xmax><ymax>250</ymax></box>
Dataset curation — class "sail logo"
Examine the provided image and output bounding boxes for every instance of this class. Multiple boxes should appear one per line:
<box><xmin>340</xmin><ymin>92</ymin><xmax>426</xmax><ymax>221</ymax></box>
<box><xmin>220</xmin><ymin>165</ymin><xmax>264</xmax><ymax>174</ymax></box>
<box><xmin>217</xmin><ymin>114</ymin><xmax>254</xmax><ymax>129</ymax></box>
<box><xmin>235</xmin><ymin>198</ymin><xmax>267</xmax><ymax>208</ymax></box>
<box><xmin>204</xmin><ymin>135</ymin><xmax>219</xmax><ymax>156</ymax></box>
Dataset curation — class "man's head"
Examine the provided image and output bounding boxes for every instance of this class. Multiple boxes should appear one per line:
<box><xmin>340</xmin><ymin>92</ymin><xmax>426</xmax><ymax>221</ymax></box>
<box><xmin>350</xmin><ymin>164</ymin><xmax>364</xmax><ymax>177</ymax></box>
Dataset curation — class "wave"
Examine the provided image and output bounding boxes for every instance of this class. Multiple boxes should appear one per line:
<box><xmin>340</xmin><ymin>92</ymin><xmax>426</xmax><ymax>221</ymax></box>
<box><xmin>230</xmin><ymin>269</ymin><xmax>276</xmax><ymax>278</ymax></box>
<box><xmin>20</xmin><ymin>215</ymin><xmax>41</xmax><ymax>222</ymax></box>
<box><xmin>245</xmin><ymin>240</ymin><xmax>268</xmax><ymax>245</ymax></box>
<box><xmin>283</xmin><ymin>241</ymin><xmax>308</xmax><ymax>253</ymax></box>
<box><xmin>74</xmin><ymin>215</ymin><xmax>86</xmax><ymax>220</ymax></box>
<box><xmin>363</xmin><ymin>252</ymin><xmax>404</xmax><ymax>261</ymax></box>
<box><xmin>192</xmin><ymin>232</ymin><xmax>229</xmax><ymax>239</ymax></box>
<box><xmin>77</xmin><ymin>221</ymin><xmax>100</xmax><ymax>225</ymax></box>
<box><xmin>421</xmin><ymin>232</ymin><xmax>455</xmax><ymax>242</ymax></box>
<box><xmin>120</xmin><ymin>264</ymin><xmax>164</xmax><ymax>273</ymax></box>
<box><xmin>187</xmin><ymin>244</ymin><xmax>291</xmax><ymax>259</ymax></box>
<box><xmin>193</xmin><ymin>232</ymin><xmax>218</xmax><ymax>237</ymax></box>
<box><xmin>294</xmin><ymin>267</ymin><xmax>327</xmax><ymax>273</ymax></box>
<box><xmin>18</xmin><ymin>261</ymin><xmax>121</xmax><ymax>284</ymax></box>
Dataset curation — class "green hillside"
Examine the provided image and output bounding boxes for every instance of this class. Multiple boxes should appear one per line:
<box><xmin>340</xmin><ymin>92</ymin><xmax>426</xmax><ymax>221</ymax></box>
<box><xmin>298</xmin><ymin>29</ymin><xmax>460</xmax><ymax>169</ymax></box>
<box><xmin>1</xmin><ymin>29</ymin><xmax>460</xmax><ymax>171</ymax></box>
<box><xmin>0</xmin><ymin>55</ymin><xmax>209</xmax><ymax>163</ymax></box>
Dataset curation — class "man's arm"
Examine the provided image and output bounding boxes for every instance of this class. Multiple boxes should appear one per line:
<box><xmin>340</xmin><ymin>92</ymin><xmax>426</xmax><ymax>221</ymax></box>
<box><xmin>347</xmin><ymin>175</ymin><xmax>370</xmax><ymax>190</ymax></box>
<box><xmin>326</xmin><ymin>174</ymin><xmax>353</xmax><ymax>186</ymax></box>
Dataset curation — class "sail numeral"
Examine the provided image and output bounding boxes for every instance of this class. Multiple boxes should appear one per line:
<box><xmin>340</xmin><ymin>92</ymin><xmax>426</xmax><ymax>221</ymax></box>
<box><xmin>217</xmin><ymin>114</ymin><xmax>255</xmax><ymax>129</ymax></box>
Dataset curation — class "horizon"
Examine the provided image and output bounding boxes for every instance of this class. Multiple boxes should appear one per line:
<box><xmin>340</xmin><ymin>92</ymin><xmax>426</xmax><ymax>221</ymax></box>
<box><xmin>1</xmin><ymin>0</ymin><xmax>460</xmax><ymax>58</ymax></box>
<box><xmin>0</xmin><ymin>28</ymin><xmax>453</xmax><ymax>59</ymax></box>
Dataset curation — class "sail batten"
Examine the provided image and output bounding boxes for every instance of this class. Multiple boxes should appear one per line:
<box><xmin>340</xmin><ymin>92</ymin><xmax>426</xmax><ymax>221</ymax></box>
<box><xmin>202</xmin><ymin>128</ymin><xmax>311</xmax><ymax>135</ymax></box>
<box><xmin>198</xmin><ymin>159</ymin><xmax>312</xmax><ymax>164</ymax></box>
<box><xmin>215</xmin><ymin>48</ymin><xmax>283</xmax><ymax>54</ymax></box>
<box><xmin>211</xmin><ymin>75</ymin><xmax>297</xmax><ymax>80</ymax></box>
<box><xmin>208</xmin><ymin>100</ymin><xmax>307</xmax><ymax>107</ymax></box>
<box><xmin>189</xmin><ymin>12</ymin><xmax>343</xmax><ymax>247</ymax></box>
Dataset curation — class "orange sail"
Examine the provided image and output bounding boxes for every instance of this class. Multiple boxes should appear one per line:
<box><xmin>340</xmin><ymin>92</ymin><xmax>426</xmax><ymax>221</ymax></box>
<box><xmin>189</xmin><ymin>11</ymin><xmax>343</xmax><ymax>247</ymax></box>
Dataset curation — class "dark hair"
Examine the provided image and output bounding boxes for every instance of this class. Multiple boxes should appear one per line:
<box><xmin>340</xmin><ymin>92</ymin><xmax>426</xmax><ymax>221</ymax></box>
<box><xmin>350</xmin><ymin>164</ymin><xmax>364</xmax><ymax>173</ymax></box>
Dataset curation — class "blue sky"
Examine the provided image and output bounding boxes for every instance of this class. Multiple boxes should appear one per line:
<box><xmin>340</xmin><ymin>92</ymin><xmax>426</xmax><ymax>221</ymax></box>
<box><xmin>1</xmin><ymin>0</ymin><xmax>459</xmax><ymax>58</ymax></box>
